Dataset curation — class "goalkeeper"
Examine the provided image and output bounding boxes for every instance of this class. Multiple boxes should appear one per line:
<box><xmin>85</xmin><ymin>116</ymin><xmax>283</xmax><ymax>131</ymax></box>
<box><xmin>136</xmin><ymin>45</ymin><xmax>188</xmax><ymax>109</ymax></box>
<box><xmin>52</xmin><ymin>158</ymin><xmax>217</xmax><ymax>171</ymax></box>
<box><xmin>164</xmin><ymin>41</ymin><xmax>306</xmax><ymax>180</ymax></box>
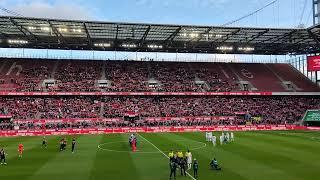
<box><xmin>210</xmin><ymin>158</ymin><xmax>222</xmax><ymax>170</ymax></box>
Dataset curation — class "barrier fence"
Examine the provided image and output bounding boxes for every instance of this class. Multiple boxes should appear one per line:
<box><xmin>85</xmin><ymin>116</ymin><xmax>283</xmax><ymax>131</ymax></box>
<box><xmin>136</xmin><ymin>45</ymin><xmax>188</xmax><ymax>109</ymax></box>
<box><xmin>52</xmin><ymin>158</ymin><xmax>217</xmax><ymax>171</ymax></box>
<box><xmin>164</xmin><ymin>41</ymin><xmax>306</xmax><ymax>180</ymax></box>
<box><xmin>0</xmin><ymin>125</ymin><xmax>314</xmax><ymax>137</ymax></box>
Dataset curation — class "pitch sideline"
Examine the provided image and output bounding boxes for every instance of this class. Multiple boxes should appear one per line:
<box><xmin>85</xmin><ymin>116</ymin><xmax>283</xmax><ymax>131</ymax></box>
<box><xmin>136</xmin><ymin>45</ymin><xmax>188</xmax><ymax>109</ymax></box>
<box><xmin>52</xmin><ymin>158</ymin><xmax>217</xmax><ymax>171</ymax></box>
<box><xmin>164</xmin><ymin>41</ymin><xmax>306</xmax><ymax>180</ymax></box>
<box><xmin>138</xmin><ymin>133</ymin><xmax>197</xmax><ymax>180</ymax></box>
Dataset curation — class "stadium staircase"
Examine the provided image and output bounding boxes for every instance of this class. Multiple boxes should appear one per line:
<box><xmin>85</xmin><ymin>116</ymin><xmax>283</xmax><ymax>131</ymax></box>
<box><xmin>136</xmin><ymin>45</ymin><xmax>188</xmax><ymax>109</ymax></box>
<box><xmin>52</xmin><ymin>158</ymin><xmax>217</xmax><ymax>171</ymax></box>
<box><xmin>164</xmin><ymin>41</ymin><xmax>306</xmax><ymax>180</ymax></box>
<box><xmin>229</xmin><ymin>63</ymin><xmax>285</xmax><ymax>91</ymax></box>
<box><xmin>269</xmin><ymin>64</ymin><xmax>320</xmax><ymax>91</ymax></box>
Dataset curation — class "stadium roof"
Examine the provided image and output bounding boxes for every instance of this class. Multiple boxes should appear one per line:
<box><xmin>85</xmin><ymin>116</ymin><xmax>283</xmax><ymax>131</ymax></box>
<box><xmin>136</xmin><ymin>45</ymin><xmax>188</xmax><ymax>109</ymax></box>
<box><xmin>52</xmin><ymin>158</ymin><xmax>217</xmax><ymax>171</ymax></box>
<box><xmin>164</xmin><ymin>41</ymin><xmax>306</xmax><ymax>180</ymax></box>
<box><xmin>0</xmin><ymin>16</ymin><xmax>320</xmax><ymax>55</ymax></box>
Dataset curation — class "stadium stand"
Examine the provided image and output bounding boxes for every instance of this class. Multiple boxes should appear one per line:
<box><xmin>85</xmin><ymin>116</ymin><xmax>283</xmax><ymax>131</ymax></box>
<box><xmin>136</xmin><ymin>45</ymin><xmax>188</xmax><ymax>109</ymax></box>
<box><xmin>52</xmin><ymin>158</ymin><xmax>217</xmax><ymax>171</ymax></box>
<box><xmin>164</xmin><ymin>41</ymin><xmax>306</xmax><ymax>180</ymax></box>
<box><xmin>0</xmin><ymin>58</ymin><xmax>319</xmax><ymax>92</ymax></box>
<box><xmin>0</xmin><ymin>59</ymin><xmax>53</xmax><ymax>92</ymax></box>
<box><xmin>0</xmin><ymin>96</ymin><xmax>320</xmax><ymax>130</ymax></box>
<box><xmin>0</xmin><ymin>57</ymin><xmax>319</xmax><ymax>131</ymax></box>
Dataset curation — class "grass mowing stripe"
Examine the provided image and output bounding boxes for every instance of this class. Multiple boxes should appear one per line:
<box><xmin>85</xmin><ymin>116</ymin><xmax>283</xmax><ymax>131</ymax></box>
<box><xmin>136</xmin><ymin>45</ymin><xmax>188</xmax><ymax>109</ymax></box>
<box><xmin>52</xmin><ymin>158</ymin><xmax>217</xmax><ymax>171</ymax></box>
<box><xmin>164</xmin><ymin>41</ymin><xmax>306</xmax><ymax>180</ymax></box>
<box><xmin>251</xmin><ymin>131</ymin><xmax>320</xmax><ymax>148</ymax></box>
<box><xmin>1</xmin><ymin>131</ymin><xmax>319</xmax><ymax>180</ymax></box>
<box><xmin>172</xmin><ymin>132</ymin><xmax>302</xmax><ymax>180</ymax></box>
<box><xmin>29</xmin><ymin>135</ymin><xmax>104</xmax><ymax>180</ymax></box>
<box><xmin>91</xmin><ymin>134</ymin><xmax>141</xmax><ymax>180</ymax></box>
<box><xmin>88</xmin><ymin>134</ymin><xmax>108</xmax><ymax>179</ymax></box>
<box><xmin>123</xmin><ymin>134</ymin><xmax>170</xmax><ymax>180</ymax></box>
<box><xmin>138</xmin><ymin>133</ymin><xmax>197</xmax><ymax>180</ymax></box>
<box><xmin>236</xmin><ymin>134</ymin><xmax>320</xmax><ymax>167</ymax></box>
<box><xmin>144</xmin><ymin>133</ymin><xmax>249</xmax><ymax>180</ymax></box>
<box><xmin>0</xmin><ymin>136</ymin><xmax>62</xmax><ymax>180</ymax></box>
<box><xmin>236</xmin><ymin>133</ymin><xmax>320</xmax><ymax>177</ymax></box>
<box><xmin>219</xmin><ymin>135</ymin><xmax>307</xmax><ymax>180</ymax></box>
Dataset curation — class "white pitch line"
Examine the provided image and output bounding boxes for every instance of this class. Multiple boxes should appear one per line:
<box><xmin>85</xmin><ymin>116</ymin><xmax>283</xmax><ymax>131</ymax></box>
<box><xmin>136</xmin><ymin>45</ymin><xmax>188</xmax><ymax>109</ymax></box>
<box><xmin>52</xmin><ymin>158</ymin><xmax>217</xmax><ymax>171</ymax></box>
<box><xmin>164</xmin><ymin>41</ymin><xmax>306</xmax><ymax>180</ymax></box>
<box><xmin>138</xmin><ymin>133</ymin><xmax>197</xmax><ymax>180</ymax></box>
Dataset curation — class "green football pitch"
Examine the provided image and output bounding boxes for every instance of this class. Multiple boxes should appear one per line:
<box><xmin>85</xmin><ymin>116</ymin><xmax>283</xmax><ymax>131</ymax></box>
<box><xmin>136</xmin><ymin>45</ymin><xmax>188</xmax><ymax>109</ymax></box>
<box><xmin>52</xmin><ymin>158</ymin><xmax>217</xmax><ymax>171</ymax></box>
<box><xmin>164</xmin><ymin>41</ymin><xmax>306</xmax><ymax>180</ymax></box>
<box><xmin>0</xmin><ymin>131</ymin><xmax>320</xmax><ymax>180</ymax></box>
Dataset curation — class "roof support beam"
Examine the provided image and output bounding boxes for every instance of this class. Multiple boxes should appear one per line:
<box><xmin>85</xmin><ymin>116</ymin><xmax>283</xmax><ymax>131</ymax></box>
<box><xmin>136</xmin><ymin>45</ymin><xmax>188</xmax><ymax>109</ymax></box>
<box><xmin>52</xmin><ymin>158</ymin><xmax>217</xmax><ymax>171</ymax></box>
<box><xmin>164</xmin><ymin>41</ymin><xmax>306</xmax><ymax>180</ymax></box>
<box><xmin>115</xmin><ymin>25</ymin><xmax>119</xmax><ymax>44</ymax></box>
<box><xmin>192</xmin><ymin>27</ymin><xmax>213</xmax><ymax>43</ymax></box>
<box><xmin>9</xmin><ymin>17</ymin><xmax>38</xmax><ymax>42</ymax></box>
<box><xmin>263</xmin><ymin>30</ymin><xmax>296</xmax><ymax>43</ymax></box>
<box><xmin>83</xmin><ymin>23</ymin><xmax>92</xmax><ymax>46</ymax></box>
<box><xmin>246</xmin><ymin>29</ymin><xmax>269</xmax><ymax>43</ymax></box>
<box><xmin>220</xmin><ymin>28</ymin><xmax>241</xmax><ymax>43</ymax></box>
<box><xmin>307</xmin><ymin>29</ymin><xmax>320</xmax><ymax>45</ymax></box>
<box><xmin>164</xmin><ymin>26</ymin><xmax>182</xmax><ymax>44</ymax></box>
<box><xmin>139</xmin><ymin>25</ymin><xmax>151</xmax><ymax>46</ymax></box>
<box><xmin>47</xmin><ymin>20</ymin><xmax>66</xmax><ymax>45</ymax></box>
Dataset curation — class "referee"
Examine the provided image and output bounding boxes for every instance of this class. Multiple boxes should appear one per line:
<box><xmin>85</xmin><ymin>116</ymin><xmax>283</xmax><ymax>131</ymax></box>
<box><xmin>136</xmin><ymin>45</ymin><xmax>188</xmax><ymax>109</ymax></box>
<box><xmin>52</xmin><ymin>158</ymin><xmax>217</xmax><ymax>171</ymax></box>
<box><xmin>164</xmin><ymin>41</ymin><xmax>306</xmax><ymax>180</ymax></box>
<box><xmin>168</xmin><ymin>150</ymin><xmax>174</xmax><ymax>162</ymax></box>
<box><xmin>0</xmin><ymin>148</ymin><xmax>6</xmax><ymax>165</ymax></box>
<box><xmin>71</xmin><ymin>138</ymin><xmax>76</xmax><ymax>153</ymax></box>
<box><xmin>42</xmin><ymin>137</ymin><xmax>47</xmax><ymax>149</ymax></box>
<box><xmin>169</xmin><ymin>160</ymin><xmax>177</xmax><ymax>179</ymax></box>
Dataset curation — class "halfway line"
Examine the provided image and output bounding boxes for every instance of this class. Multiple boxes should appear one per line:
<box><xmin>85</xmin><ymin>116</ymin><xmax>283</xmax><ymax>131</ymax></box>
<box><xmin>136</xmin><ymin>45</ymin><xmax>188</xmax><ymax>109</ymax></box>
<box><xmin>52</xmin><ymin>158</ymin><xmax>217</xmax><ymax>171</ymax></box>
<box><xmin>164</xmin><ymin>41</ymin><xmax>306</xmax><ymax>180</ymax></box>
<box><xmin>138</xmin><ymin>133</ymin><xmax>197</xmax><ymax>180</ymax></box>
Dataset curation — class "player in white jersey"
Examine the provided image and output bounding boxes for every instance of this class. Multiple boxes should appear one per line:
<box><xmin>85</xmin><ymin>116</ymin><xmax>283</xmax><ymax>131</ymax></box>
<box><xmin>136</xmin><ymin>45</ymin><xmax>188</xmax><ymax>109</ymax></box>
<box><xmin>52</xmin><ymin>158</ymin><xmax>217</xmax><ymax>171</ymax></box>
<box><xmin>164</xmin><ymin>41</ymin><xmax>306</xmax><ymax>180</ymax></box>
<box><xmin>185</xmin><ymin>150</ymin><xmax>192</xmax><ymax>170</ymax></box>
<box><xmin>212</xmin><ymin>135</ymin><xmax>216</xmax><ymax>146</ymax></box>
<box><xmin>208</xmin><ymin>132</ymin><xmax>213</xmax><ymax>142</ymax></box>
<box><xmin>219</xmin><ymin>135</ymin><xmax>224</xmax><ymax>145</ymax></box>
<box><xmin>206</xmin><ymin>132</ymin><xmax>212</xmax><ymax>142</ymax></box>
<box><xmin>205</xmin><ymin>132</ymin><xmax>209</xmax><ymax>141</ymax></box>
<box><xmin>230</xmin><ymin>132</ymin><xmax>234</xmax><ymax>141</ymax></box>
<box><xmin>226</xmin><ymin>132</ymin><xmax>230</xmax><ymax>143</ymax></box>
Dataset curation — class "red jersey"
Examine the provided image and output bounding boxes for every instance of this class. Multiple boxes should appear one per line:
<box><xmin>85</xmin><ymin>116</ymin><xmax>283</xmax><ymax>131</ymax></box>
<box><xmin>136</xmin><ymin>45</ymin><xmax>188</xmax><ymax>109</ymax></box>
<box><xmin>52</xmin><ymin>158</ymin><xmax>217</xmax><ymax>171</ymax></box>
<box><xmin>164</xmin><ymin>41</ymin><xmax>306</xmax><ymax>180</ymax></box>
<box><xmin>18</xmin><ymin>144</ymin><xmax>24</xmax><ymax>151</ymax></box>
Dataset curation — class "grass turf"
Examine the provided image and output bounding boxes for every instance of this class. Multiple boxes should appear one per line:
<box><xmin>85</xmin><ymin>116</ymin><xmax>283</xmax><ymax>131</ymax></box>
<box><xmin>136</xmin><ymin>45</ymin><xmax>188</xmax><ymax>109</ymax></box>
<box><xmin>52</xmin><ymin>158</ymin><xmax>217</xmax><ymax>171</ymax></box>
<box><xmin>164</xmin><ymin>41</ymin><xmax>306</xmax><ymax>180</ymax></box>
<box><xmin>0</xmin><ymin>131</ymin><xmax>320</xmax><ymax>180</ymax></box>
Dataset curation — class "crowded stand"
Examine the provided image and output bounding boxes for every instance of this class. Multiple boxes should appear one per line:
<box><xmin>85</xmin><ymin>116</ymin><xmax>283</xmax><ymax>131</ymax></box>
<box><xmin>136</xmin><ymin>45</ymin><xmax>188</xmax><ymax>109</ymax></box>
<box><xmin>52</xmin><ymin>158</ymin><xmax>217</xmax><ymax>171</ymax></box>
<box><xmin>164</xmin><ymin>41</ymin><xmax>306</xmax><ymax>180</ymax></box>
<box><xmin>0</xmin><ymin>96</ymin><xmax>319</xmax><ymax>130</ymax></box>
<box><xmin>53</xmin><ymin>60</ymin><xmax>102</xmax><ymax>92</ymax></box>
<box><xmin>0</xmin><ymin>97</ymin><xmax>101</xmax><ymax>120</ymax></box>
<box><xmin>0</xmin><ymin>58</ymin><xmax>319</xmax><ymax>131</ymax></box>
<box><xmin>0</xmin><ymin>59</ymin><xmax>52</xmax><ymax>92</ymax></box>
<box><xmin>149</xmin><ymin>62</ymin><xmax>200</xmax><ymax>92</ymax></box>
<box><xmin>0</xmin><ymin>58</ymin><xmax>319</xmax><ymax>92</ymax></box>
<box><xmin>105</xmin><ymin>61</ymin><xmax>149</xmax><ymax>92</ymax></box>
<box><xmin>191</xmin><ymin>62</ymin><xmax>239</xmax><ymax>92</ymax></box>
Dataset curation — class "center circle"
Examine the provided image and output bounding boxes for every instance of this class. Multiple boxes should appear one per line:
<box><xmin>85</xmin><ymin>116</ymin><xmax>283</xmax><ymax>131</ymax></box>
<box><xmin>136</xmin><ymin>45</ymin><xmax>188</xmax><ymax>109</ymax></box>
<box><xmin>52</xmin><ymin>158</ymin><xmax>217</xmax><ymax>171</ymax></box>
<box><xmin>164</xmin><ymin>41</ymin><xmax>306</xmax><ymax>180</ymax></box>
<box><xmin>97</xmin><ymin>140</ymin><xmax>207</xmax><ymax>153</ymax></box>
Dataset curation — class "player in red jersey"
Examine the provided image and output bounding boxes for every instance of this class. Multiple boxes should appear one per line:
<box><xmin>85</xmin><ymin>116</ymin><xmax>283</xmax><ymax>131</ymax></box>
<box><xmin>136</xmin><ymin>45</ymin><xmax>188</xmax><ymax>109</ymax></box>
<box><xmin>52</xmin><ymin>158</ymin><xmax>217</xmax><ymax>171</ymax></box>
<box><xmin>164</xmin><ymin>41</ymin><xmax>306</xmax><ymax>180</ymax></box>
<box><xmin>18</xmin><ymin>143</ymin><xmax>24</xmax><ymax>158</ymax></box>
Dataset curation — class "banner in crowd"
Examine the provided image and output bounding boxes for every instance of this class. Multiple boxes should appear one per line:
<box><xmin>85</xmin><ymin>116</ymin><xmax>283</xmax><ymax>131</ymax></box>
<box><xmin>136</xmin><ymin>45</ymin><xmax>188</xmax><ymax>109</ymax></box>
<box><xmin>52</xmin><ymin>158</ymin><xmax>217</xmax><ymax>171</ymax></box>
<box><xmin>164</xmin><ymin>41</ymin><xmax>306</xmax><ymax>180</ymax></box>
<box><xmin>13</xmin><ymin>116</ymin><xmax>237</xmax><ymax>124</ymax></box>
<box><xmin>307</xmin><ymin>56</ymin><xmax>320</xmax><ymax>71</ymax></box>
<box><xmin>0</xmin><ymin>91</ymin><xmax>273</xmax><ymax>96</ymax></box>
<box><xmin>13</xmin><ymin>118</ymin><xmax>122</xmax><ymax>123</ymax></box>
<box><xmin>0</xmin><ymin>115</ymin><xmax>12</xmax><ymax>119</ymax></box>
<box><xmin>0</xmin><ymin>125</ymin><xmax>310</xmax><ymax>137</ymax></box>
<box><xmin>0</xmin><ymin>92</ymin><xmax>319</xmax><ymax>96</ymax></box>
<box><xmin>144</xmin><ymin>116</ymin><xmax>235</xmax><ymax>121</ymax></box>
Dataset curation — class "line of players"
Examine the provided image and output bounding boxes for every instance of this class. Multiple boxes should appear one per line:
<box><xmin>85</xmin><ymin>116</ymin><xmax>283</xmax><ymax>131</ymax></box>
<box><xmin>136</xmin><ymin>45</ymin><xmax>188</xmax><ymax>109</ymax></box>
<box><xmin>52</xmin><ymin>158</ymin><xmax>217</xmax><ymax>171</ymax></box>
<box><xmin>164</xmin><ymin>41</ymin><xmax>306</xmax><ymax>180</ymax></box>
<box><xmin>0</xmin><ymin>143</ymin><xmax>25</xmax><ymax>165</ymax></box>
<box><xmin>206</xmin><ymin>131</ymin><xmax>234</xmax><ymax>145</ymax></box>
<box><xmin>58</xmin><ymin>137</ymin><xmax>77</xmax><ymax>153</ymax></box>
<box><xmin>0</xmin><ymin>137</ymin><xmax>77</xmax><ymax>165</ymax></box>
<box><xmin>168</xmin><ymin>150</ymin><xmax>198</xmax><ymax>179</ymax></box>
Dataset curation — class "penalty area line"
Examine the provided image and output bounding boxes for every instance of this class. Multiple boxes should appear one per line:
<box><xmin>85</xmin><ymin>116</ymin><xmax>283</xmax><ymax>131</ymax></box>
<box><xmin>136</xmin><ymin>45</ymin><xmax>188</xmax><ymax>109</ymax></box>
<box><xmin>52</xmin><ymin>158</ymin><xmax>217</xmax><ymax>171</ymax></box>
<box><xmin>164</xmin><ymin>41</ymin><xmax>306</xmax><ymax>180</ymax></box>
<box><xmin>137</xmin><ymin>133</ymin><xmax>197</xmax><ymax>180</ymax></box>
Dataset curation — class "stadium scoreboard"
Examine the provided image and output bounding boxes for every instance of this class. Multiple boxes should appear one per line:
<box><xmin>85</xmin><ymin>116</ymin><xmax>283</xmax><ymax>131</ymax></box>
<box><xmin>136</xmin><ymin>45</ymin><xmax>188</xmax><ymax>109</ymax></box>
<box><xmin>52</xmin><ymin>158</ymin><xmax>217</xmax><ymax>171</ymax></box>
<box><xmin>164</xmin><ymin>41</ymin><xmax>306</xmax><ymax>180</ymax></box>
<box><xmin>307</xmin><ymin>56</ymin><xmax>320</xmax><ymax>71</ymax></box>
<box><xmin>303</xmin><ymin>110</ymin><xmax>320</xmax><ymax>121</ymax></box>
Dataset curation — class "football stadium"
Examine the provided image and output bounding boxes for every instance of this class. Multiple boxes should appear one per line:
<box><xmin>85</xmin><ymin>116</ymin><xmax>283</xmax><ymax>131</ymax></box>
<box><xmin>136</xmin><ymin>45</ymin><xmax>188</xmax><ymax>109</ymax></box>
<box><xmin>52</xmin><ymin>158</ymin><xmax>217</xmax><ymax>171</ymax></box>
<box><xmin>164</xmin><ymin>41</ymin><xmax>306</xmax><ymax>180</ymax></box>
<box><xmin>0</xmin><ymin>0</ymin><xmax>320</xmax><ymax>179</ymax></box>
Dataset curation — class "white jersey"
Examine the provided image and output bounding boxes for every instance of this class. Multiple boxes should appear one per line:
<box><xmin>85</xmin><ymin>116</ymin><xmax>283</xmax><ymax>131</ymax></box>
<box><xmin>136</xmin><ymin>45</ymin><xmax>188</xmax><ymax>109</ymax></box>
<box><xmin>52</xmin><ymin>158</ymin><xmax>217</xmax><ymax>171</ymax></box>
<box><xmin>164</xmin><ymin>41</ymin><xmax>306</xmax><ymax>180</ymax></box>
<box><xmin>212</xmin><ymin>136</ymin><xmax>216</xmax><ymax>146</ymax></box>
<box><xmin>208</xmin><ymin>132</ymin><xmax>213</xmax><ymax>141</ymax></box>
<box><xmin>187</xmin><ymin>152</ymin><xmax>192</xmax><ymax>164</ymax></box>
<box><xmin>206</xmin><ymin>132</ymin><xmax>212</xmax><ymax>141</ymax></box>
<box><xmin>226</xmin><ymin>133</ymin><xmax>230</xmax><ymax>142</ymax></box>
<box><xmin>219</xmin><ymin>135</ymin><xmax>224</xmax><ymax>145</ymax></box>
<box><xmin>231</xmin><ymin>132</ymin><xmax>234</xmax><ymax>141</ymax></box>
